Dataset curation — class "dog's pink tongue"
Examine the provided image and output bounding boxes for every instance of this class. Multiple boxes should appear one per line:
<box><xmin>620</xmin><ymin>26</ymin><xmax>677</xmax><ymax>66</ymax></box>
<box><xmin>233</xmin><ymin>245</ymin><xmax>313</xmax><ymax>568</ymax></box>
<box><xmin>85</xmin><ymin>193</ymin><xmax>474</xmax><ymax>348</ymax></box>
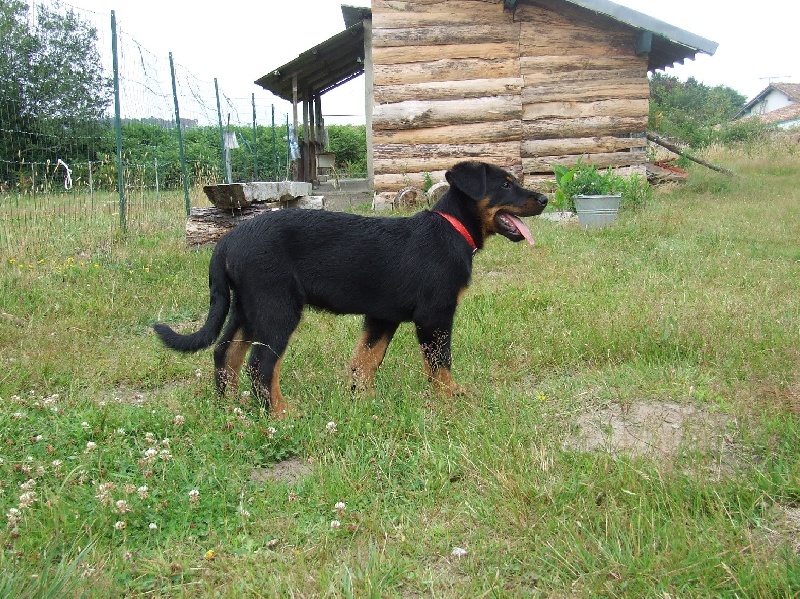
<box><xmin>509</xmin><ymin>214</ymin><xmax>535</xmax><ymax>246</ymax></box>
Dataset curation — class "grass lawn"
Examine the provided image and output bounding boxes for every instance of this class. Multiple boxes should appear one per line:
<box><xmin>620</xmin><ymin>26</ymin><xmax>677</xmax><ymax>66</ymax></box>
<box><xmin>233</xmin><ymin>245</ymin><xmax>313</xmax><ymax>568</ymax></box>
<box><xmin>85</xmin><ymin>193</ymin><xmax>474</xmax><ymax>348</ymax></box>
<box><xmin>1</xmin><ymin>139</ymin><xmax>799</xmax><ymax>596</ymax></box>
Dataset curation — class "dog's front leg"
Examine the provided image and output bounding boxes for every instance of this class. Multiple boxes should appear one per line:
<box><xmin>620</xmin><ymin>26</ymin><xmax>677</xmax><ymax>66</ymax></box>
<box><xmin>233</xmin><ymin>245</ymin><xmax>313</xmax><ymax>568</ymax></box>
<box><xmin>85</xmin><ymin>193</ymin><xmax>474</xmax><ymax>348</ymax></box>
<box><xmin>415</xmin><ymin>321</ymin><xmax>465</xmax><ymax>397</ymax></box>
<box><xmin>350</xmin><ymin>317</ymin><xmax>399</xmax><ymax>395</ymax></box>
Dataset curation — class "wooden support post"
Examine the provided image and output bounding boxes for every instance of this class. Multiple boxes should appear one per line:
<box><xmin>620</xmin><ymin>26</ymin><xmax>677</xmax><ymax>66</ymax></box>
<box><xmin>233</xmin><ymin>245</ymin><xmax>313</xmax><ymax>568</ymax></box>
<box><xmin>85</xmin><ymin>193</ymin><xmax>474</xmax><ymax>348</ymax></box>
<box><xmin>292</xmin><ymin>75</ymin><xmax>299</xmax><ymax>181</ymax></box>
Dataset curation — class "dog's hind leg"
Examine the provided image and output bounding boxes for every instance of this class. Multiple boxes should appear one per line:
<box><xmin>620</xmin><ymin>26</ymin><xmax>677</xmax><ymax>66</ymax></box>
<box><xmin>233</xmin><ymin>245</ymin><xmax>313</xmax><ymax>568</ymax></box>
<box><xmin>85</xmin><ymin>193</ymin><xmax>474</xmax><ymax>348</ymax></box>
<box><xmin>213</xmin><ymin>314</ymin><xmax>250</xmax><ymax>396</ymax></box>
<box><xmin>350</xmin><ymin>317</ymin><xmax>399</xmax><ymax>395</ymax></box>
<box><xmin>415</xmin><ymin>319</ymin><xmax>466</xmax><ymax>397</ymax></box>
<box><xmin>245</xmin><ymin>306</ymin><xmax>302</xmax><ymax>419</ymax></box>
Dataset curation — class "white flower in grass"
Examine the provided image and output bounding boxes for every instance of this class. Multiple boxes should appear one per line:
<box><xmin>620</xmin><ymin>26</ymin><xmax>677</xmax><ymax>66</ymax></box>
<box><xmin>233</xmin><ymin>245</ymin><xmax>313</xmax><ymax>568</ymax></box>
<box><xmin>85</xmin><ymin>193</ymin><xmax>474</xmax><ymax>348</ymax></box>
<box><xmin>85</xmin><ymin>441</ymin><xmax>97</xmax><ymax>452</ymax></box>
<box><xmin>7</xmin><ymin>508</ymin><xmax>22</xmax><ymax>526</ymax></box>
<box><xmin>149</xmin><ymin>522</ymin><xmax>157</xmax><ymax>531</ymax></box>
<box><xmin>330</xmin><ymin>520</ymin><xmax>341</xmax><ymax>529</ymax></box>
<box><xmin>267</xmin><ymin>426</ymin><xmax>276</xmax><ymax>440</ymax></box>
<box><xmin>326</xmin><ymin>421</ymin><xmax>337</xmax><ymax>434</ymax></box>
<box><xmin>19</xmin><ymin>479</ymin><xmax>36</xmax><ymax>492</ymax></box>
<box><xmin>81</xmin><ymin>421</ymin><xmax>90</xmax><ymax>430</ymax></box>
<box><xmin>113</xmin><ymin>520</ymin><xmax>126</xmax><ymax>531</ymax></box>
<box><xmin>137</xmin><ymin>486</ymin><xmax>149</xmax><ymax>500</ymax></box>
<box><xmin>115</xmin><ymin>499</ymin><xmax>131</xmax><ymax>514</ymax></box>
<box><xmin>188</xmin><ymin>489</ymin><xmax>200</xmax><ymax>503</ymax></box>
<box><xmin>451</xmin><ymin>547</ymin><xmax>468</xmax><ymax>558</ymax></box>
<box><xmin>18</xmin><ymin>492</ymin><xmax>37</xmax><ymax>509</ymax></box>
<box><xmin>172</xmin><ymin>414</ymin><xmax>185</xmax><ymax>426</ymax></box>
<box><xmin>334</xmin><ymin>502</ymin><xmax>346</xmax><ymax>514</ymax></box>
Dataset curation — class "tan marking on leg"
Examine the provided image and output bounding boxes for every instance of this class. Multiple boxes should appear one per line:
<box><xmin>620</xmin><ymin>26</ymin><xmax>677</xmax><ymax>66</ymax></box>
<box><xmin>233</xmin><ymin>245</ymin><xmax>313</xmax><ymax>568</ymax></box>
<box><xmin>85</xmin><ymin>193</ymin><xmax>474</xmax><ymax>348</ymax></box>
<box><xmin>350</xmin><ymin>330</ymin><xmax>391</xmax><ymax>394</ymax></box>
<box><xmin>427</xmin><ymin>363</ymin><xmax>466</xmax><ymax>397</ymax></box>
<box><xmin>269</xmin><ymin>357</ymin><xmax>291</xmax><ymax>419</ymax></box>
<box><xmin>218</xmin><ymin>329</ymin><xmax>250</xmax><ymax>395</ymax></box>
<box><xmin>420</xmin><ymin>353</ymin><xmax>465</xmax><ymax>397</ymax></box>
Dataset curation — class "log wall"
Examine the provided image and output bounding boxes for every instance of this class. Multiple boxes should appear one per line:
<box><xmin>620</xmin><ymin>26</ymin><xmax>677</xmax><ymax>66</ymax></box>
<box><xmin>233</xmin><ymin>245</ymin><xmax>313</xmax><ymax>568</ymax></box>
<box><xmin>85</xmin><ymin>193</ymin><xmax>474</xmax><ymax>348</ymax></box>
<box><xmin>515</xmin><ymin>0</ymin><xmax>649</xmax><ymax>177</ymax></box>
<box><xmin>370</xmin><ymin>0</ymin><xmax>650</xmax><ymax>199</ymax></box>
<box><xmin>372</xmin><ymin>0</ymin><xmax>521</xmax><ymax>198</ymax></box>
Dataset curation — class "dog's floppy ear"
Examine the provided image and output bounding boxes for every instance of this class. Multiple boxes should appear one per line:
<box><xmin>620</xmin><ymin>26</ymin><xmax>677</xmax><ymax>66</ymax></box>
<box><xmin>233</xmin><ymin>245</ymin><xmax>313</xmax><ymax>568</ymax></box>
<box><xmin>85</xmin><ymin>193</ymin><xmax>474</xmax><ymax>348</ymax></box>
<box><xmin>445</xmin><ymin>161</ymin><xmax>487</xmax><ymax>200</ymax></box>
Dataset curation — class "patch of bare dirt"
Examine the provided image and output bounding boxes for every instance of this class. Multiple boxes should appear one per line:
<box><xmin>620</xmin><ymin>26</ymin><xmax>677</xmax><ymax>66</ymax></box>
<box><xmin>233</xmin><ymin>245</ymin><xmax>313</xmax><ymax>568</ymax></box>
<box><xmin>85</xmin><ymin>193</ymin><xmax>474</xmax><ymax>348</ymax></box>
<box><xmin>564</xmin><ymin>400</ymin><xmax>737</xmax><ymax>465</ymax></box>
<box><xmin>250</xmin><ymin>456</ymin><xmax>312</xmax><ymax>485</ymax></box>
<box><xmin>755</xmin><ymin>504</ymin><xmax>800</xmax><ymax>557</ymax></box>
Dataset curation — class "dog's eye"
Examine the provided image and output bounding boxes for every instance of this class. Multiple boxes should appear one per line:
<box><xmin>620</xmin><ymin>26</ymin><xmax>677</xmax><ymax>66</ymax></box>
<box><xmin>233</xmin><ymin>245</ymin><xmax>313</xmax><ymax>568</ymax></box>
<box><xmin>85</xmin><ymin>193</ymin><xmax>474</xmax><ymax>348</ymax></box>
<box><xmin>502</xmin><ymin>181</ymin><xmax>512</xmax><ymax>189</ymax></box>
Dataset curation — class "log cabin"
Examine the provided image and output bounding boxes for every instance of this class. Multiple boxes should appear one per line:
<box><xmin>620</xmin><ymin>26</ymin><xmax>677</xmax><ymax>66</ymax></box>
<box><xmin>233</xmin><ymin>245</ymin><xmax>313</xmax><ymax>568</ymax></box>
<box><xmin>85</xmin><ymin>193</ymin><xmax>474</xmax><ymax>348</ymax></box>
<box><xmin>256</xmin><ymin>0</ymin><xmax>717</xmax><ymax>205</ymax></box>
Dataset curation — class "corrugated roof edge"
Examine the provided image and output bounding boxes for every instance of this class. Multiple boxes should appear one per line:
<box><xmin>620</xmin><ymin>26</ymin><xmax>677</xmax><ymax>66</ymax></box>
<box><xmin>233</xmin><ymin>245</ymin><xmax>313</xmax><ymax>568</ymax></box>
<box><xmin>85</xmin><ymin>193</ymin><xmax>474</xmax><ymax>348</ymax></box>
<box><xmin>565</xmin><ymin>0</ymin><xmax>718</xmax><ymax>56</ymax></box>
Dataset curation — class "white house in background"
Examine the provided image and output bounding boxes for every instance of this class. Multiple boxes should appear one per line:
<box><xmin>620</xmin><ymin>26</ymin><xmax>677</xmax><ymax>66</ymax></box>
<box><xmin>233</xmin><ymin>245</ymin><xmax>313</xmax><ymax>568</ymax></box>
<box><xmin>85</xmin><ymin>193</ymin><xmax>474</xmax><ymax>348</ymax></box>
<box><xmin>735</xmin><ymin>82</ymin><xmax>800</xmax><ymax>129</ymax></box>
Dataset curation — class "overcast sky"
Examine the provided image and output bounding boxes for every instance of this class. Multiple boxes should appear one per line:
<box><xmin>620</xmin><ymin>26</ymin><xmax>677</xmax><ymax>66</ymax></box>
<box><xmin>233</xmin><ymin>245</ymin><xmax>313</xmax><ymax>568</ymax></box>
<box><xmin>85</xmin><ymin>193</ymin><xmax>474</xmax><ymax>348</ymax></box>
<box><xmin>66</xmin><ymin>0</ymin><xmax>797</xmax><ymax>124</ymax></box>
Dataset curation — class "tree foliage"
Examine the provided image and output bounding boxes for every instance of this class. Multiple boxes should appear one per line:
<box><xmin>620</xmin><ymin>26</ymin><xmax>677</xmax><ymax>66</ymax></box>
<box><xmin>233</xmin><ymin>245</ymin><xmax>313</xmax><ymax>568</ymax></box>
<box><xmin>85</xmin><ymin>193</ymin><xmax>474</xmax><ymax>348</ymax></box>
<box><xmin>648</xmin><ymin>73</ymin><xmax>765</xmax><ymax>147</ymax></box>
<box><xmin>0</xmin><ymin>0</ymin><xmax>111</xmax><ymax>170</ymax></box>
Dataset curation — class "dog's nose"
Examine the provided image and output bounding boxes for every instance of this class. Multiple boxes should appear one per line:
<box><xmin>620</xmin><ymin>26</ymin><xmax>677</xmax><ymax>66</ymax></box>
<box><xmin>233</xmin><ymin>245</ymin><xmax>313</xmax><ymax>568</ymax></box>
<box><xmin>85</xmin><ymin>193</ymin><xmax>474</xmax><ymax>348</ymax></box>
<box><xmin>535</xmin><ymin>193</ymin><xmax>548</xmax><ymax>207</ymax></box>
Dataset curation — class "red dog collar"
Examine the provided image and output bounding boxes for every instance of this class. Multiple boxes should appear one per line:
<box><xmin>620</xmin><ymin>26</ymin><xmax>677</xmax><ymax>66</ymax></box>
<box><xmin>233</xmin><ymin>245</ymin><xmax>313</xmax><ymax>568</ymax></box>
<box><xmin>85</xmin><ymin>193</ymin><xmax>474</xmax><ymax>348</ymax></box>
<box><xmin>433</xmin><ymin>211</ymin><xmax>477</xmax><ymax>254</ymax></box>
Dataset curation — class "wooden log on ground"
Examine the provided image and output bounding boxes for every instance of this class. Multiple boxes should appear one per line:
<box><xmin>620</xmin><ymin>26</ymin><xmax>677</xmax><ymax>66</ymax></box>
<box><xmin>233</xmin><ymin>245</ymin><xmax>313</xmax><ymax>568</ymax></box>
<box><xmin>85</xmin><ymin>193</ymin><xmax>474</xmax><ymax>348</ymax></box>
<box><xmin>186</xmin><ymin>197</ymin><xmax>324</xmax><ymax>248</ymax></box>
<box><xmin>646</xmin><ymin>132</ymin><xmax>735</xmax><ymax>176</ymax></box>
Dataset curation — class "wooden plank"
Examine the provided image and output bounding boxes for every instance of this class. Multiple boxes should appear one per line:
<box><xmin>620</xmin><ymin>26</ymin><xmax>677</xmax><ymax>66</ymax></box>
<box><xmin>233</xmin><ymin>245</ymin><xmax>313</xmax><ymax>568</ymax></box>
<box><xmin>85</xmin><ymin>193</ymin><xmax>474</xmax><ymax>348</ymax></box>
<box><xmin>373</xmin><ymin>120</ymin><xmax>523</xmax><ymax>144</ymax></box>
<box><xmin>522</xmin><ymin>68</ymin><xmax>647</xmax><ymax>87</ymax></box>
<box><xmin>374</xmin><ymin>171</ymin><xmax>448</xmax><ymax>193</ymax></box>
<box><xmin>374</xmin><ymin>140</ymin><xmax>519</xmax><ymax>161</ymax></box>
<box><xmin>375</xmin><ymin>154</ymin><xmax>519</xmax><ymax>175</ymax></box>
<box><xmin>522</xmin><ymin>99</ymin><xmax>650</xmax><ymax>121</ymax></box>
<box><xmin>374</xmin><ymin>77</ymin><xmax>522</xmax><ymax>104</ymax></box>
<box><xmin>519</xmin><ymin>55</ymin><xmax>645</xmax><ymax>76</ymax></box>
<box><xmin>374</xmin><ymin>57</ymin><xmax>520</xmax><ymax>86</ymax></box>
<box><xmin>521</xmin><ymin>80</ymin><xmax>650</xmax><ymax>103</ymax></box>
<box><xmin>373</xmin><ymin>95</ymin><xmax>522</xmax><ymax>131</ymax></box>
<box><xmin>521</xmin><ymin>136</ymin><xmax>646</xmax><ymax>158</ymax></box>
<box><xmin>374</xmin><ymin>161</ymin><xmax>525</xmax><ymax>193</ymax></box>
<box><xmin>373</xmin><ymin>23</ymin><xmax>519</xmax><ymax>47</ymax></box>
<box><xmin>373</xmin><ymin>42</ymin><xmax>518</xmax><ymax>65</ymax></box>
<box><xmin>522</xmin><ymin>115</ymin><xmax>648</xmax><ymax>139</ymax></box>
<box><xmin>523</xmin><ymin>152</ymin><xmax>646</xmax><ymax>174</ymax></box>
<box><xmin>373</xmin><ymin>0</ymin><xmax>510</xmax><ymax>28</ymax></box>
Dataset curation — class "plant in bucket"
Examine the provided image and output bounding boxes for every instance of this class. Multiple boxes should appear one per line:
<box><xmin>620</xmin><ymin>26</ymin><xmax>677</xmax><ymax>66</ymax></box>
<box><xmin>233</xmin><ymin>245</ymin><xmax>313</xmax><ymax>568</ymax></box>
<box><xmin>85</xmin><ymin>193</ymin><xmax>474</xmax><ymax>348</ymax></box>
<box><xmin>552</xmin><ymin>158</ymin><xmax>624</xmax><ymax>228</ymax></box>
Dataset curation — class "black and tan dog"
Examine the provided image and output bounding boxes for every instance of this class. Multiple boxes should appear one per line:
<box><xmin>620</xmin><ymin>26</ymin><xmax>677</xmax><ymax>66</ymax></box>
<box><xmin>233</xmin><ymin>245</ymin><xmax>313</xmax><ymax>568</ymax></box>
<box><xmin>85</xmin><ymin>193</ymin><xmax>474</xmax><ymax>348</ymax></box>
<box><xmin>153</xmin><ymin>161</ymin><xmax>547</xmax><ymax>417</ymax></box>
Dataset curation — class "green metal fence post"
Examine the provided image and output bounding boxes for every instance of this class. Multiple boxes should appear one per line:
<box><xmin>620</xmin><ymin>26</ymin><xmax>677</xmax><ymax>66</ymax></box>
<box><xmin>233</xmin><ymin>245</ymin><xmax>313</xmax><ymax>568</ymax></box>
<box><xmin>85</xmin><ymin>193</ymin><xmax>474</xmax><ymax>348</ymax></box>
<box><xmin>272</xmin><ymin>104</ymin><xmax>277</xmax><ymax>181</ymax></box>
<box><xmin>252</xmin><ymin>93</ymin><xmax>257</xmax><ymax>182</ymax></box>
<box><xmin>111</xmin><ymin>10</ymin><xmax>126</xmax><ymax>230</ymax></box>
<box><xmin>169</xmin><ymin>53</ymin><xmax>191</xmax><ymax>217</ymax></box>
<box><xmin>214</xmin><ymin>79</ymin><xmax>226</xmax><ymax>184</ymax></box>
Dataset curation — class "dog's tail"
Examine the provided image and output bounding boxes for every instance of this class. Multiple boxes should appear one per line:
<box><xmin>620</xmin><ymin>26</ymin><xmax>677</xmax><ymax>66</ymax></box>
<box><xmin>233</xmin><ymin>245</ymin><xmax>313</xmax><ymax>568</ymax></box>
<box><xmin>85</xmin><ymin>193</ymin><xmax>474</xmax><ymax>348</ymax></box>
<box><xmin>153</xmin><ymin>243</ymin><xmax>231</xmax><ymax>352</ymax></box>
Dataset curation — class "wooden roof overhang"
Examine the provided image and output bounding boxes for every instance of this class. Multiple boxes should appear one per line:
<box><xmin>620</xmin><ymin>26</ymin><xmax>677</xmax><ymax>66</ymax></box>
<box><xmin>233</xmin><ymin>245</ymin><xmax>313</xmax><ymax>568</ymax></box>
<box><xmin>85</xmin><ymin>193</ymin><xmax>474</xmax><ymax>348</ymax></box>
<box><xmin>254</xmin><ymin>21</ymin><xmax>365</xmax><ymax>102</ymax></box>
